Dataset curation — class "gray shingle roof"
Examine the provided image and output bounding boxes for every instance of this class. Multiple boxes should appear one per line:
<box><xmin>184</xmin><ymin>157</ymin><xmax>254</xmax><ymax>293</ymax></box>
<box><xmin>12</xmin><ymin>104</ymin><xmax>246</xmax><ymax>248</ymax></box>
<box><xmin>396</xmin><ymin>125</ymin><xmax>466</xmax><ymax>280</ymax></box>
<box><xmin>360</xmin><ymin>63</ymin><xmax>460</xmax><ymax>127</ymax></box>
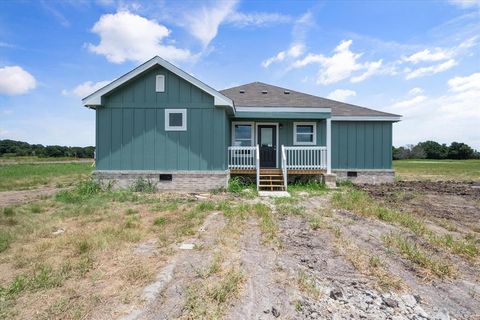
<box><xmin>220</xmin><ymin>82</ymin><xmax>400</xmax><ymax>117</ymax></box>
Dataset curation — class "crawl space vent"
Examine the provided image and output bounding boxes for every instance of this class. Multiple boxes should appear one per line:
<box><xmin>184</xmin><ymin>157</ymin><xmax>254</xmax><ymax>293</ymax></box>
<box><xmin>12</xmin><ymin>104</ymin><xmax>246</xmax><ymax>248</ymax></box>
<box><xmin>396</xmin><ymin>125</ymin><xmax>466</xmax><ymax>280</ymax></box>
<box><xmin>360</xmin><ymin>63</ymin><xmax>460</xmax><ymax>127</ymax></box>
<box><xmin>347</xmin><ymin>171</ymin><xmax>358</xmax><ymax>177</ymax></box>
<box><xmin>159</xmin><ymin>174</ymin><xmax>173</xmax><ymax>181</ymax></box>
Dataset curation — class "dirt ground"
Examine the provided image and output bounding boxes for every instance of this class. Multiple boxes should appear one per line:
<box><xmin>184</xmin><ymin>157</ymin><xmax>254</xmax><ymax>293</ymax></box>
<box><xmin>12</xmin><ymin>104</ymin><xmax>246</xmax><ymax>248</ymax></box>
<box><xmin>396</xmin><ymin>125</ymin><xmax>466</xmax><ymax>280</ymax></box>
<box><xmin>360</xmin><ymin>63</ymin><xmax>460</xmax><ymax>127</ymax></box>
<box><xmin>0</xmin><ymin>187</ymin><xmax>63</xmax><ymax>206</ymax></box>
<box><xmin>2</xmin><ymin>181</ymin><xmax>479</xmax><ymax>319</ymax></box>
<box><xmin>115</xmin><ymin>181</ymin><xmax>479</xmax><ymax>320</ymax></box>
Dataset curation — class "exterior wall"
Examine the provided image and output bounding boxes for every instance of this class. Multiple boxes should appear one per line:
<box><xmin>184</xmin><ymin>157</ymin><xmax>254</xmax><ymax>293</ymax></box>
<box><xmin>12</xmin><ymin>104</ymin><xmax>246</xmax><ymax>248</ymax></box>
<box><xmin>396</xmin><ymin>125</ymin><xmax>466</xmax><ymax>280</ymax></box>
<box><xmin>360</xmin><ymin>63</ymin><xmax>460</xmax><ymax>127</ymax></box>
<box><xmin>331</xmin><ymin>121</ymin><xmax>393</xmax><ymax>170</ymax></box>
<box><xmin>93</xmin><ymin>170</ymin><xmax>229</xmax><ymax>192</ymax></box>
<box><xmin>230</xmin><ymin>118</ymin><xmax>327</xmax><ymax>147</ymax></box>
<box><xmin>96</xmin><ymin>65</ymin><xmax>228</xmax><ymax>171</ymax></box>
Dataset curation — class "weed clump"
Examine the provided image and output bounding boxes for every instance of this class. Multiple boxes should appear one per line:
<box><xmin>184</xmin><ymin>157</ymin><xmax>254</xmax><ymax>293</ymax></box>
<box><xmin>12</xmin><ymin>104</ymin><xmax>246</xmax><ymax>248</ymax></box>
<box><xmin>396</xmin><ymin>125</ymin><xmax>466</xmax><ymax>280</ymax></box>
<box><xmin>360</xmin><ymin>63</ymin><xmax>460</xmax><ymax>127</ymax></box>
<box><xmin>131</xmin><ymin>178</ymin><xmax>156</xmax><ymax>193</ymax></box>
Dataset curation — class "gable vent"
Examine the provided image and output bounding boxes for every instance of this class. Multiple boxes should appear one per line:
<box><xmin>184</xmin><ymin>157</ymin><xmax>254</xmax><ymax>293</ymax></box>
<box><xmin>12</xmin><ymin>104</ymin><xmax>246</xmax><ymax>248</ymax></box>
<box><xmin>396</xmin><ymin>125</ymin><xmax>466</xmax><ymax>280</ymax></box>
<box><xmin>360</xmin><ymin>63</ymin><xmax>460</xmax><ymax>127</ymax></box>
<box><xmin>262</xmin><ymin>90</ymin><xmax>268</xmax><ymax>94</ymax></box>
<box><xmin>239</xmin><ymin>90</ymin><xmax>245</xmax><ymax>93</ymax></box>
<box><xmin>284</xmin><ymin>90</ymin><xmax>290</xmax><ymax>94</ymax></box>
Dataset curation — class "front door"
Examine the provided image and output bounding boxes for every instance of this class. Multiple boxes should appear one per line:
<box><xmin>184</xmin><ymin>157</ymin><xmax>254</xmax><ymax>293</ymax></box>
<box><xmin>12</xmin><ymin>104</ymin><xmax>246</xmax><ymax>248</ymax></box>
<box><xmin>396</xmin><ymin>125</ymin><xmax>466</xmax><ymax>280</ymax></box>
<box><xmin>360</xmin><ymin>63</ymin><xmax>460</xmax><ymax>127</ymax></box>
<box><xmin>258</xmin><ymin>125</ymin><xmax>276</xmax><ymax>167</ymax></box>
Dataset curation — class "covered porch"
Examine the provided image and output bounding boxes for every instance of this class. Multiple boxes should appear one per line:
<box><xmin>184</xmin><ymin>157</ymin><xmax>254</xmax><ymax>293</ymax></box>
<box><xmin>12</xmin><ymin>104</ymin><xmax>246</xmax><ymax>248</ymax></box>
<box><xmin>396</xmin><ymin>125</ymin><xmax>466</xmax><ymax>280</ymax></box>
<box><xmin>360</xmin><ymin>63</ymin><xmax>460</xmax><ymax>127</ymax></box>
<box><xmin>227</xmin><ymin>113</ymin><xmax>333</xmax><ymax>191</ymax></box>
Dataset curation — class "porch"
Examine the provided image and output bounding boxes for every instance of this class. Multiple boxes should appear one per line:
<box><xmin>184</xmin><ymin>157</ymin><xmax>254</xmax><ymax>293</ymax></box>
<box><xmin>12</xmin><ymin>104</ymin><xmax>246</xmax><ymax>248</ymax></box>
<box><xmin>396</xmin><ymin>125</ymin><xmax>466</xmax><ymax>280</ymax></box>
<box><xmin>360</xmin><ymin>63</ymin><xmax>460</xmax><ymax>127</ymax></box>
<box><xmin>228</xmin><ymin>145</ymin><xmax>331</xmax><ymax>191</ymax></box>
<box><xmin>228</xmin><ymin>116</ymin><xmax>333</xmax><ymax>191</ymax></box>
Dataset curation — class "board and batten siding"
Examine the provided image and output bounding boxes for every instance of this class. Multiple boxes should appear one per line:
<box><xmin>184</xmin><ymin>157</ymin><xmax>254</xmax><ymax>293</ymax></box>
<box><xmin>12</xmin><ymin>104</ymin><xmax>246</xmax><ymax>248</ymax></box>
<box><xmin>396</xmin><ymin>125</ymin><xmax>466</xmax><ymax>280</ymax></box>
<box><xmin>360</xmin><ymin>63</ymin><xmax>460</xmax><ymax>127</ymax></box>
<box><xmin>95</xmin><ymin>66</ymin><xmax>228</xmax><ymax>171</ymax></box>
<box><xmin>331</xmin><ymin>121</ymin><xmax>393</xmax><ymax>170</ymax></box>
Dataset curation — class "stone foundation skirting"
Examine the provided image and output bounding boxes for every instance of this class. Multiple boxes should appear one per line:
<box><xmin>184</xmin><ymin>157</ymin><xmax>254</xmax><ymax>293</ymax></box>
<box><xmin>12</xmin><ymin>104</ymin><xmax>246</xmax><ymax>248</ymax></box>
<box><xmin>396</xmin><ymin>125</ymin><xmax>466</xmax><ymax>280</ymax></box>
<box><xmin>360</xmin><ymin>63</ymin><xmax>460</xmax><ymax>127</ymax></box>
<box><xmin>333</xmin><ymin>169</ymin><xmax>395</xmax><ymax>184</ymax></box>
<box><xmin>93</xmin><ymin>170</ymin><xmax>229</xmax><ymax>192</ymax></box>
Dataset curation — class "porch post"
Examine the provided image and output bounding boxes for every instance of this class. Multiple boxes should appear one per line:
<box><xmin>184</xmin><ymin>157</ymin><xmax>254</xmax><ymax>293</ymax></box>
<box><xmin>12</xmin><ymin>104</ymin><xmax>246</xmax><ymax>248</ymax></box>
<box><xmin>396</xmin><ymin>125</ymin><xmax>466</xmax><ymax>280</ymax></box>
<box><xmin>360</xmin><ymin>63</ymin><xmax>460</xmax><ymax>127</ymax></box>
<box><xmin>326</xmin><ymin>118</ymin><xmax>332</xmax><ymax>174</ymax></box>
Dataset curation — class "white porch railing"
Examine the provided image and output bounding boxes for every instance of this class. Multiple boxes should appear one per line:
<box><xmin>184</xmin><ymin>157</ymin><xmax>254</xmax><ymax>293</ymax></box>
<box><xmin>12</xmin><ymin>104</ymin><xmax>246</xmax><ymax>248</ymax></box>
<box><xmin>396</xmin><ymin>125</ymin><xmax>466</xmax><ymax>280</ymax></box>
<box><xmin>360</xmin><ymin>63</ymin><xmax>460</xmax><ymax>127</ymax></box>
<box><xmin>281</xmin><ymin>145</ymin><xmax>288</xmax><ymax>191</ymax></box>
<box><xmin>228</xmin><ymin>146</ymin><xmax>257</xmax><ymax>170</ymax></box>
<box><xmin>255</xmin><ymin>145</ymin><xmax>260</xmax><ymax>191</ymax></box>
<box><xmin>283</xmin><ymin>146</ymin><xmax>327</xmax><ymax>170</ymax></box>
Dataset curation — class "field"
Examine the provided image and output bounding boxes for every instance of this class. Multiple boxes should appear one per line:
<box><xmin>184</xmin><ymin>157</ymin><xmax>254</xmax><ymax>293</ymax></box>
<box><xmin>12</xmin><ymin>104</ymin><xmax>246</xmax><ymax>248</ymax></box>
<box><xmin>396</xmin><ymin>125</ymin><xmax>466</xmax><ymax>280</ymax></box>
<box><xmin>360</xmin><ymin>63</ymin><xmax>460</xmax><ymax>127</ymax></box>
<box><xmin>0</xmin><ymin>159</ymin><xmax>479</xmax><ymax>319</ymax></box>
<box><xmin>394</xmin><ymin>159</ymin><xmax>480</xmax><ymax>181</ymax></box>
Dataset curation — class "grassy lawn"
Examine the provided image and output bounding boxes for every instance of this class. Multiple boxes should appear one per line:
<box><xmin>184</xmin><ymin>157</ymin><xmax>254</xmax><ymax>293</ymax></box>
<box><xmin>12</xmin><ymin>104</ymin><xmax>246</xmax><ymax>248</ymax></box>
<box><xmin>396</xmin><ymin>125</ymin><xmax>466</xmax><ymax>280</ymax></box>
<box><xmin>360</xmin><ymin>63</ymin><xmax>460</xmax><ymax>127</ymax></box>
<box><xmin>0</xmin><ymin>156</ymin><xmax>89</xmax><ymax>163</ymax></box>
<box><xmin>393</xmin><ymin>159</ymin><xmax>480</xmax><ymax>181</ymax></box>
<box><xmin>0</xmin><ymin>163</ymin><xmax>93</xmax><ymax>191</ymax></box>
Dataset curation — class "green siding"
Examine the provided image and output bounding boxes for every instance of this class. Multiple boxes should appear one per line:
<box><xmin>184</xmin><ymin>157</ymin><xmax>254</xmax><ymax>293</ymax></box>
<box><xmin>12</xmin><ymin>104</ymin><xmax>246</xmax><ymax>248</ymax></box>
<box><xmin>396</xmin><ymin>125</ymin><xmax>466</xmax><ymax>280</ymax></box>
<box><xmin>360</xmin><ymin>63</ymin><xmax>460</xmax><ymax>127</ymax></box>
<box><xmin>331</xmin><ymin>121</ymin><xmax>393</xmax><ymax>169</ymax></box>
<box><xmin>96</xmin><ymin>66</ymin><xmax>227</xmax><ymax>171</ymax></box>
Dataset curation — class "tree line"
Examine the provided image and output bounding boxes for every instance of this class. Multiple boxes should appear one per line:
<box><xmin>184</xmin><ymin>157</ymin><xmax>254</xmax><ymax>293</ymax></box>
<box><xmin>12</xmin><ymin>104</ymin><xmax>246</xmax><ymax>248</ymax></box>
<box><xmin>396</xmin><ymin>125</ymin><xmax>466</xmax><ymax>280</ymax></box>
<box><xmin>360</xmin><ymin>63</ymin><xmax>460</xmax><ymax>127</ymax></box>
<box><xmin>393</xmin><ymin>141</ymin><xmax>480</xmax><ymax>160</ymax></box>
<box><xmin>0</xmin><ymin>139</ymin><xmax>94</xmax><ymax>158</ymax></box>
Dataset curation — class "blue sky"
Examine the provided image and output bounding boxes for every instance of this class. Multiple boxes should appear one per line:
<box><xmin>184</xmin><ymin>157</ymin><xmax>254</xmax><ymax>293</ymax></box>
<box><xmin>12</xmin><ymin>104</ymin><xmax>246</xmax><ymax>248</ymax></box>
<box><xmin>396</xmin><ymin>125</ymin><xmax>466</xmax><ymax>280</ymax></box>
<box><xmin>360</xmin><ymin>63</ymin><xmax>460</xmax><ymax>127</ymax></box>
<box><xmin>0</xmin><ymin>0</ymin><xmax>479</xmax><ymax>148</ymax></box>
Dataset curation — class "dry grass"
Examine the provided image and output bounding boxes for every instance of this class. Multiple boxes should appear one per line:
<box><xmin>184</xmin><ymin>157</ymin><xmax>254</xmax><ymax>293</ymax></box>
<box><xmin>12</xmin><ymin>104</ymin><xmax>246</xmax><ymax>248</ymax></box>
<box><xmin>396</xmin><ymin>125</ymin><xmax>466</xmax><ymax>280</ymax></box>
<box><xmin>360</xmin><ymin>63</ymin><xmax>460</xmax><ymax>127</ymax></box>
<box><xmin>0</xmin><ymin>179</ymin><xmax>222</xmax><ymax>319</ymax></box>
<box><xmin>332</xmin><ymin>188</ymin><xmax>479</xmax><ymax>259</ymax></box>
<box><xmin>180</xmin><ymin>199</ymin><xmax>252</xmax><ymax>319</ymax></box>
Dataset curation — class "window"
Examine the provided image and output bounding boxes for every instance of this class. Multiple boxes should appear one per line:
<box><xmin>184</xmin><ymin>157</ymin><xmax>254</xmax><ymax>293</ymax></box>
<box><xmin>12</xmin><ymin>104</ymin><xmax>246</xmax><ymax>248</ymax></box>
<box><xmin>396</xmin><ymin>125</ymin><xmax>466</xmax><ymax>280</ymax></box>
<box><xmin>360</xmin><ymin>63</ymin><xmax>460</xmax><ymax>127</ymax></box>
<box><xmin>165</xmin><ymin>109</ymin><xmax>187</xmax><ymax>131</ymax></box>
<box><xmin>156</xmin><ymin>75</ymin><xmax>165</xmax><ymax>92</ymax></box>
<box><xmin>232</xmin><ymin>122</ymin><xmax>253</xmax><ymax>146</ymax></box>
<box><xmin>293</xmin><ymin>122</ymin><xmax>316</xmax><ymax>145</ymax></box>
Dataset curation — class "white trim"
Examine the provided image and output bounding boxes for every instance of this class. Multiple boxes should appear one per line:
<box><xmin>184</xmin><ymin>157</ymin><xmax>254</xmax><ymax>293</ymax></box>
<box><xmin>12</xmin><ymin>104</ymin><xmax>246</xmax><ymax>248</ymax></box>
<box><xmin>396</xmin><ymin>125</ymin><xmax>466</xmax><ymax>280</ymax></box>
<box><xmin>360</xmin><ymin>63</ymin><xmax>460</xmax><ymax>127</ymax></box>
<box><xmin>255</xmin><ymin>122</ymin><xmax>279</xmax><ymax>168</ymax></box>
<box><xmin>231</xmin><ymin>121</ymin><xmax>254</xmax><ymax>146</ymax></box>
<box><xmin>293</xmin><ymin>122</ymin><xmax>317</xmax><ymax>146</ymax></box>
<box><xmin>326</xmin><ymin>118</ymin><xmax>332</xmax><ymax>174</ymax></box>
<box><xmin>82</xmin><ymin>56</ymin><xmax>234</xmax><ymax>110</ymax></box>
<box><xmin>332</xmin><ymin>116</ymin><xmax>401</xmax><ymax>121</ymax></box>
<box><xmin>165</xmin><ymin>109</ymin><xmax>187</xmax><ymax>131</ymax></box>
<box><xmin>155</xmin><ymin>74</ymin><xmax>165</xmax><ymax>92</ymax></box>
<box><xmin>236</xmin><ymin>107</ymin><xmax>331</xmax><ymax>113</ymax></box>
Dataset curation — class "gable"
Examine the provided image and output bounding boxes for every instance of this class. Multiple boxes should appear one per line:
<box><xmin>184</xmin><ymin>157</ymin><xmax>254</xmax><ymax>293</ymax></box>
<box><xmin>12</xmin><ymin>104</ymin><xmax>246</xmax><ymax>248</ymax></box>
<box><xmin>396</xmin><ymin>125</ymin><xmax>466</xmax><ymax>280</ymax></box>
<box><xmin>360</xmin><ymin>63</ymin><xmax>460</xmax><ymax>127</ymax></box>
<box><xmin>103</xmin><ymin>65</ymin><xmax>215</xmax><ymax>109</ymax></box>
<box><xmin>82</xmin><ymin>56</ymin><xmax>234</xmax><ymax>112</ymax></box>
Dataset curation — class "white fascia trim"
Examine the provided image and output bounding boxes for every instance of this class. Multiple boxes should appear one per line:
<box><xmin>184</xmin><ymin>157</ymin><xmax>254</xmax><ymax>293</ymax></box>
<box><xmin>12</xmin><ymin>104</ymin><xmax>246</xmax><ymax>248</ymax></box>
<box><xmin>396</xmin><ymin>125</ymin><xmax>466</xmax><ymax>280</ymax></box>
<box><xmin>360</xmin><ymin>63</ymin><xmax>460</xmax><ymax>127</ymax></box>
<box><xmin>332</xmin><ymin>116</ymin><xmax>402</xmax><ymax>121</ymax></box>
<box><xmin>293</xmin><ymin>122</ymin><xmax>317</xmax><ymax>146</ymax></box>
<box><xmin>236</xmin><ymin>107</ymin><xmax>331</xmax><ymax>113</ymax></box>
<box><xmin>82</xmin><ymin>56</ymin><xmax>234</xmax><ymax>110</ymax></box>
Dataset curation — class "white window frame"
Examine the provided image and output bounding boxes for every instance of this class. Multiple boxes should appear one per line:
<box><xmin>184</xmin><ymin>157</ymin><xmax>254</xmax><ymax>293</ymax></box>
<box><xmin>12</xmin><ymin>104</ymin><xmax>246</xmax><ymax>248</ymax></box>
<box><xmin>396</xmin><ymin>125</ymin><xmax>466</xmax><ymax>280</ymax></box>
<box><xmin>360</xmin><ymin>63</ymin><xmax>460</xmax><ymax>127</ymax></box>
<box><xmin>231</xmin><ymin>121</ymin><xmax>254</xmax><ymax>146</ymax></box>
<box><xmin>156</xmin><ymin>74</ymin><xmax>165</xmax><ymax>92</ymax></box>
<box><xmin>293</xmin><ymin>122</ymin><xmax>317</xmax><ymax>145</ymax></box>
<box><xmin>165</xmin><ymin>109</ymin><xmax>187</xmax><ymax>131</ymax></box>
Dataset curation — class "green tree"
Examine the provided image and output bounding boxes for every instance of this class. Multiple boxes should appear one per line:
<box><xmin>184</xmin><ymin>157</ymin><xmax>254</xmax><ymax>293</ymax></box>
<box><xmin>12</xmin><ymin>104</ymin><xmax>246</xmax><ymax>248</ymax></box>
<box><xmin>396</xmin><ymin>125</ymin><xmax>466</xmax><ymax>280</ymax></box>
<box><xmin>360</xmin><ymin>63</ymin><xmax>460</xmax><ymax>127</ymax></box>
<box><xmin>447</xmin><ymin>142</ymin><xmax>474</xmax><ymax>159</ymax></box>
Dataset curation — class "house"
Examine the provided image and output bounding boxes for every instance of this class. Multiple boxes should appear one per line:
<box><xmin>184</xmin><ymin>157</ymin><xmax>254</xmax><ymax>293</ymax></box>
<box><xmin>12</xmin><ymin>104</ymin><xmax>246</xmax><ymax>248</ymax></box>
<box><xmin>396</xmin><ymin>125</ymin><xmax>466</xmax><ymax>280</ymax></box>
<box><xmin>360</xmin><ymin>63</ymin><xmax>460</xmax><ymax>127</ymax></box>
<box><xmin>83</xmin><ymin>56</ymin><xmax>401</xmax><ymax>192</ymax></box>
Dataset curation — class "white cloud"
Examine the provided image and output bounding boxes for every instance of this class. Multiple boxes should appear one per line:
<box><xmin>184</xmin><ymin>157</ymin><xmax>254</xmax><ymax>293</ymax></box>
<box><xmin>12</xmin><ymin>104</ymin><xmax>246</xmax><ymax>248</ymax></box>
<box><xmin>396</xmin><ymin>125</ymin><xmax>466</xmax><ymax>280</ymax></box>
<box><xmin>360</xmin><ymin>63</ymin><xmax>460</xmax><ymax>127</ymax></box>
<box><xmin>292</xmin><ymin>40</ymin><xmax>382</xmax><ymax>85</ymax></box>
<box><xmin>402</xmin><ymin>48</ymin><xmax>452</xmax><ymax>64</ymax></box>
<box><xmin>448</xmin><ymin>72</ymin><xmax>480</xmax><ymax>92</ymax></box>
<box><xmin>389</xmin><ymin>72</ymin><xmax>480</xmax><ymax>148</ymax></box>
<box><xmin>226</xmin><ymin>11</ymin><xmax>291</xmax><ymax>27</ymax></box>
<box><xmin>87</xmin><ymin>11</ymin><xmax>193</xmax><ymax>63</ymax></box>
<box><xmin>327</xmin><ymin>89</ymin><xmax>356</xmax><ymax>102</ymax></box>
<box><xmin>448</xmin><ymin>0</ymin><xmax>480</xmax><ymax>8</ymax></box>
<box><xmin>62</xmin><ymin>80</ymin><xmax>111</xmax><ymax>98</ymax></box>
<box><xmin>182</xmin><ymin>1</ymin><xmax>238</xmax><ymax>48</ymax></box>
<box><xmin>408</xmin><ymin>87</ymin><xmax>424</xmax><ymax>96</ymax></box>
<box><xmin>0</xmin><ymin>66</ymin><xmax>36</xmax><ymax>95</ymax></box>
<box><xmin>405</xmin><ymin>59</ymin><xmax>457</xmax><ymax>79</ymax></box>
<box><xmin>389</xmin><ymin>95</ymin><xmax>427</xmax><ymax>108</ymax></box>
<box><xmin>351</xmin><ymin>60</ymin><xmax>383</xmax><ymax>83</ymax></box>
<box><xmin>2</xmin><ymin>109</ymin><xmax>13</xmax><ymax>115</ymax></box>
<box><xmin>262</xmin><ymin>44</ymin><xmax>305</xmax><ymax>68</ymax></box>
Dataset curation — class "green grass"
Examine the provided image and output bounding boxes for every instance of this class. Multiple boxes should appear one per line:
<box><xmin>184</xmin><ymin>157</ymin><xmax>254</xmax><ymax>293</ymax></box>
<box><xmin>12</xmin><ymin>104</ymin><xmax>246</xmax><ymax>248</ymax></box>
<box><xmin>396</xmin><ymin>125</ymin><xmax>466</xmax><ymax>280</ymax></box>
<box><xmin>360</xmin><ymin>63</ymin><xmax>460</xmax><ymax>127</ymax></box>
<box><xmin>0</xmin><ymin>162</ymin><xmax>93</xmax><ymax>191</ymax></box>
<box><xmin>333</xmin><ymin>187</ymin><xmax>479</xmax><ymax>258</ymax></box>
<box><xmin>383</xmin><ymin>234</ymin><xmax>455</xmax><ymax>277</ymax></box>
<box><xmin>393</xmin><ymin>159</ymin><xmax>480</xmax><ymax>181</ymax></box>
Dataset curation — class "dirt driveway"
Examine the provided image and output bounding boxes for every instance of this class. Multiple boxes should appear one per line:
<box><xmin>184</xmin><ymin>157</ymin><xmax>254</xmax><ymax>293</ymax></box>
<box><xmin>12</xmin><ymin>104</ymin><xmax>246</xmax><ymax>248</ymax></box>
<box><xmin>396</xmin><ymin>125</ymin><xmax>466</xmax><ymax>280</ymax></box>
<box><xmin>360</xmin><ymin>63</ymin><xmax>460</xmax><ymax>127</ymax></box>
<box><xmin>0</xmin><ymin>187</ymin><xmax>62</xmax><ymax>207</ymax></box>
<box><xmin>117</xmin><ymin>181</ymin><xmax>480</xmax><ymax>319</ymax></box>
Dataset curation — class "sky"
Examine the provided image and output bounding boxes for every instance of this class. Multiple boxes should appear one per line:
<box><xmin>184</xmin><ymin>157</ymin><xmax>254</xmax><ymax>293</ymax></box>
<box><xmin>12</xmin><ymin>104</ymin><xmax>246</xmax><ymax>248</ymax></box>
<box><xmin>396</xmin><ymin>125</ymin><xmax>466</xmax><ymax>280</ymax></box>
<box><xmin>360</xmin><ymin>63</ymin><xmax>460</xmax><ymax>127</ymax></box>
<box><xmin>0</xmin><ymin>0</ymin><xmax>479</xmax><ymax>148</ymax></box>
